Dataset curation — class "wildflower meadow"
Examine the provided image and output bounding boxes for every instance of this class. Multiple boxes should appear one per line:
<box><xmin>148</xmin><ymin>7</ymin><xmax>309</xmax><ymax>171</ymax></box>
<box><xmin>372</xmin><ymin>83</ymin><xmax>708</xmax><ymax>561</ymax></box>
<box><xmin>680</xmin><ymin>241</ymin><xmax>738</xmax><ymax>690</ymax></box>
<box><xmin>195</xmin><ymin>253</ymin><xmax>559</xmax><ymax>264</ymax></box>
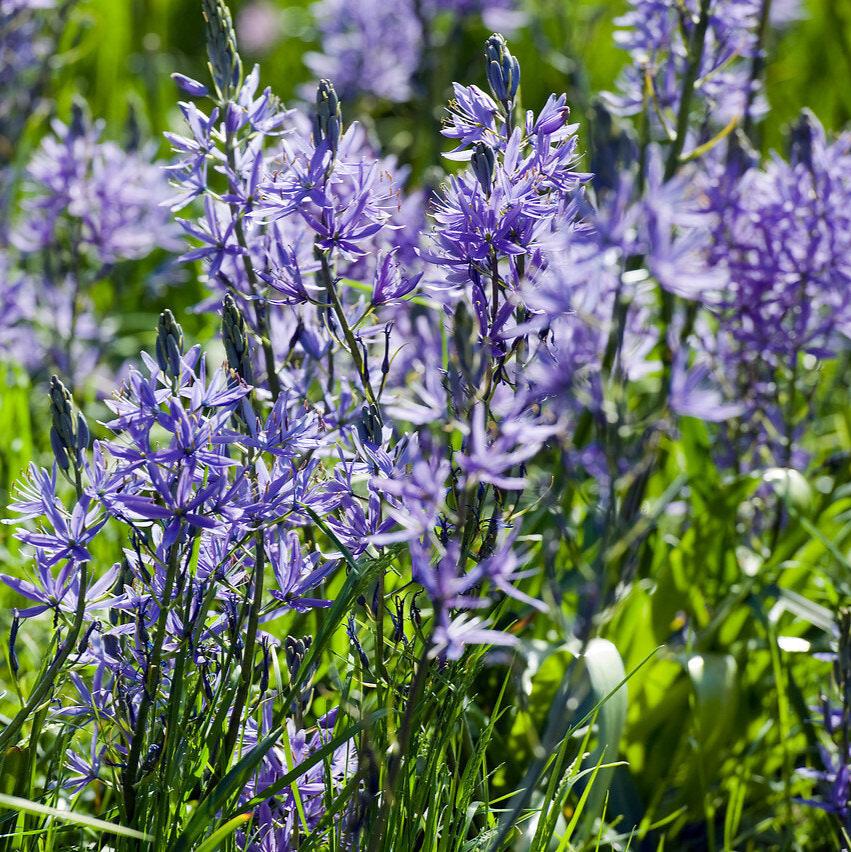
<box><xmin>2</xmin><ymin>0</ymin><xmax>851</xmax><ymax>848</ymax></box>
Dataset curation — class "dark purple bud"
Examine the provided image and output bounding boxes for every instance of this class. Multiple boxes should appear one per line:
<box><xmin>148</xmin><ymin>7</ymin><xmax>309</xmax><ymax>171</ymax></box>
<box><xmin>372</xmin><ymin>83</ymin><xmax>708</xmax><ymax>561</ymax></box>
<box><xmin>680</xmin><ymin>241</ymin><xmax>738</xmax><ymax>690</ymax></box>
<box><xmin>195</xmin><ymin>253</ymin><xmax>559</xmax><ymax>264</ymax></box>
<box><xmin>346</xmin><ymin>615</ymin><xmax>369</xmax><ymax>668</ymax></box>
<box><xmin>225</xmin><ymin>101</ymin><xmax>243</xmax><ymax>135</ymax></box>
<box><xmin>140</xmin><ymin>743</ymin><xmax>162</xmax><ymax>775</ymax></box>
<box><xmin>222</xmin><ymin>294</ymin><xmax>254</xmax><ymax>384</ymax></box>
<box><xmin>50</xmin><ymin>427</ymin><xmax>69</xmax><ymax>472</ymax></box>
<box><xmin>357</xmin><ymin>403</ymin><xmax>382</xmax><ymax>447</ymax></box>
<box><xmin>381</xmin><ymin>323</ymin><xmax>393</xmax><ymax>376</ymax></box>
<box><xmin>125</xmin><ymin>102</ymin><xmax>142</xmax><ymax>152</ymax></box>
<box><xmin>8</xmin><ymin>614</ymin><xmax>20</xmax><ymax>677</ymax></box>
<box><xmin>69</xmin><ymin>99</ymin><xmax>87</xmax><ymax>139</ymax></box>
<box><xmin>313</xmin><ymin>79</ymin><xmax>342</xmax><ymax>156</ymax></box>
<box><xmin>789</xmin><ymin>108</ymin><xmax>816</xmax><ymax>170</ymax></box>
<box><xmin>359</xmin><ymin>337</ymin><xmax>370</xmax><ymax>387</ymax></box>
<box><xmin>391</xmin><ymin>597</ymin><xmax>407</xmax><ymax>645</ymax></box>
<box><xmin>471</xmin><ymin>141</ymin><xmax>496</xmax><ymax>196</ymax></box>
<box><xmin>259</xmin><ymin>636</ymin><xmax>271</xmax><ymax>695</ymax></box>
<box><xmin>77</xmin><ymin>621</ymin><xmax>100</xmax><ymax>657</ymax></box>
<box><xmin>410</xmin><ymin>595</ymin><xmax>422</xmax><ymax>631</ymax></box>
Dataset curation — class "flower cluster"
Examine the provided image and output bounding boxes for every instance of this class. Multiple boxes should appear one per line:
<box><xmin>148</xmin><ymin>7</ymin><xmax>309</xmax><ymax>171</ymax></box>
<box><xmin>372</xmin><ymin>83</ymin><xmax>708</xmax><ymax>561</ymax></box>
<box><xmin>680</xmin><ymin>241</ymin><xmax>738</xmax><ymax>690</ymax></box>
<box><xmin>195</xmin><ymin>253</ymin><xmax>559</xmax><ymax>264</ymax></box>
<box><xmin>2</xmin><ymin>104</ymin><xmax>178</xmax><ymax>385</ymax></box>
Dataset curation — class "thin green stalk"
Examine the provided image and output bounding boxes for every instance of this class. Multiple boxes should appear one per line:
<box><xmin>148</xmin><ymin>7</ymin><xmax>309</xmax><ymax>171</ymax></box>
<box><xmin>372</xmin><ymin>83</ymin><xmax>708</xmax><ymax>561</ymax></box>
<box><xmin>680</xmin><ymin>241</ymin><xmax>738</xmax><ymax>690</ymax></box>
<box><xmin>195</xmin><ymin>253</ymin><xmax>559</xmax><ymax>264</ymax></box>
<box><xmin>318</xmin><ymin>252</ymin><xmax>380</xmax><ymax>415</ymax></box>
<box><xmin>122</xmin><ymin>537</ymin><xmax>181</xmax><ymax>828</ymax></box>
<box><xmin>218</xmin><ymin>529</ymin><xmax>266</xmax><ymax>776</ymax></box>
<box><xmin>366</xmin><ymin>647</ymin><xmax>431</xmax><ymax>852</ymax></box>
<box><xmin>223</xmin><ymin>131</ymin><xmax>281</xmax><ymax>401</ymax></box>
<box><xmin>664</xmin><ymin>0</ymin><xmax>713</xmax><ymax>181</ymax></box>
<box><xmin>743</xmin><ymin>0</ymin><xmax>774</xmax><ymax>139</ymax></box>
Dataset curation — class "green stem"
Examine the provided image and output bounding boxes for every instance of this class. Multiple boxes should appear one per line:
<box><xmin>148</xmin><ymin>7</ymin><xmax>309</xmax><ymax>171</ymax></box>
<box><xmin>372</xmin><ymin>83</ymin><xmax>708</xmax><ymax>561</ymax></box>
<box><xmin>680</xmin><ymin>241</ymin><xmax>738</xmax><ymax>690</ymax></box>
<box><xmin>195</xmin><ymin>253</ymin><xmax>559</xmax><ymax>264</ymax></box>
<box><xmin>664</xmin><ymin>0</ymin><xmax>713</xmax><ymax>181</ymax></box>
<box><xmin>123</xmin><ymin>538</ymin><xmax>181</xmax><ymax>827</ymax></box>
<box><xmin>224</xmin><ymin>131</ymin><xmax>281</xmax><ymax>401</ymax></box>
<box><xmin>367</xmin><ymin>647</ymin><xmax>431</xmax><ymax>852</ymax></box>
<box><xmin>218</xmin><ymin>528</ymin><xmax>266</xmax><ymax>774</ymax></box>
<box><xmin>319</xmin><ymin>252</ymin><xmax>380</xmax><ymax>415</ymax></box>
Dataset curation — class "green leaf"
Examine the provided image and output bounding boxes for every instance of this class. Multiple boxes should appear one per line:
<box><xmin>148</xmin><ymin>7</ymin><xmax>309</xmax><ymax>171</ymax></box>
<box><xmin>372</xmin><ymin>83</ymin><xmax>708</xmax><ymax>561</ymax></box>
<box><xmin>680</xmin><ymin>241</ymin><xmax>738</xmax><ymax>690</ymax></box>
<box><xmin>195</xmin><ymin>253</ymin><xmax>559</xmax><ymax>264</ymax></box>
<box><xmin>195</xmin><ymin>812</ymin><xmax>253</xmax><ymax>852</ymax></box>
<box><xmin>0</xmin><ymin>793</ymin><xmax>151</xmax><ymax>841</ymax></box>
<box><xmin>686</xmin><ymin>653</ymin><xmax>738</xmax><ymax>750</ymax></box>
<box><xmin>578</xmin><ymin>638</ymin><xmax>628</xmax><ymax>836</ymax></box>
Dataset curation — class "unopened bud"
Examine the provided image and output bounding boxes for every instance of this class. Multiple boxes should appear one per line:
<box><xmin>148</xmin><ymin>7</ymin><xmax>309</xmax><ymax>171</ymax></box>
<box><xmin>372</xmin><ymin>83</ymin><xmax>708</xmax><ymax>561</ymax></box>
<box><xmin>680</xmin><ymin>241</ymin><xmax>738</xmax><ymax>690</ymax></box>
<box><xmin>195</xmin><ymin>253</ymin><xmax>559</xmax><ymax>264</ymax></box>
<box><xmin>49</xmin><ymin>376</ymin><xmax>88</xmax><ymax>473</ymax></box>
<box><xmin>221</xmin><ymin>294</ymin><xmax>253</xmax><ymax>383</ymax></box>
<box><xmin>485</xmin><ymin>33</ymin><xmax>520</xmax><ymax>105</ymax></box>
<box><xmin>471</xmin><ymin>141</ymin><xmax>496</xmax><ymax>196</ymax></box>
<box><xmin>155</xmin><ymin>309</ymin><xmax>185</xmax><ymax>379</ymax></box>
<box><xmin>789</xmin><ymin>108</ymin><xmax>816</xmax><ymax>171</ymax></box>
<box><xmin>202</xmin><ymin>0</ymin><xmax>243</xmax><ymax>98</ymax></box>
<box><xmin>313</xmin><ymin>79</ymin><xmax>342</xmax><ymax>156</ymax></box>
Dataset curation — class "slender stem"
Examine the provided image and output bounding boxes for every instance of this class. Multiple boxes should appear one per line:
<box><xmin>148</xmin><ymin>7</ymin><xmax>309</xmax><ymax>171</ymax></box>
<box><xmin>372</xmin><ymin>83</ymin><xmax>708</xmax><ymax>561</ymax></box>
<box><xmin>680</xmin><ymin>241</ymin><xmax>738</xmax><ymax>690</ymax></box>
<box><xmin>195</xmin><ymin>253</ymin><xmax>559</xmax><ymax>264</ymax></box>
<box><xmin>218</xmin><ymin>528</ymin><xmax>266</xmax><ymax>773</ymax></box>
<box><xmin>664</xmin><ymin>0</ymin><xmax>713</xmax><ymax>181</ymax></box>
<box><xmin>367</xmin><ymin>647</ymin><xmax>430</xmax><ymax>852</ymax></box>
<box><xmin>123</xmin><ymin>537</ymin><xmax>181</xmax><ymax>826</ymax></box>
<box><xmin>224</xmin><ymin>131</ymin><xmax>281</xmax><ymax>401</ymax></box>
<box><xmin>743</xmin><ymin>0</ymin><xmax>774</xmax><ymax>139</ymax></box>
<box><xmin>318</xmin><ymin>252</ymin><xmax>381</xmax><ymax>415</ymax></box>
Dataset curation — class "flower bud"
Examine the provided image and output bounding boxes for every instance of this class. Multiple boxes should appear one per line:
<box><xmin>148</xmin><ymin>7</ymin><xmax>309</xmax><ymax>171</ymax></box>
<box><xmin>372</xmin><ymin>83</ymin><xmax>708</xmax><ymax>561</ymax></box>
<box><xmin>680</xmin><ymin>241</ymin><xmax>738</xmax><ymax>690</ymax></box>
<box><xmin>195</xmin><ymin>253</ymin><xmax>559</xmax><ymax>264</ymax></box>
<box><xmin>347</xmin><ymin>615</ymin><xmax>370</xmax><ymax>668</ymax></box>
<box><xmin>381</xmin><ymin>323</ymin><xmax>393</xmax><ymax>377</ymax></box>
<box><xmin>8</xmin><ymin>614</ymin><xmax>20</xmax><ymax>677</ymax></box>
<box><xmin>312</xmin><ymin>79</ymin><xmax>342</xmax><ymax>156</ymax></box>
<box><xmin>471</xmin><ymin>141</ymin><xmax>496</xmax><ymax>196</ymax></box>
<box><xmin>155</xmin><ymin>309</ymin><xmax>185</xmax><ymax>379</ymax></box>
<box><xmin>171</xmin><ymin>73</ymin><xmax>210</xmax><ymax>98</ymax></box>
<box><xmin>202</xmin><ymin>0</ymin><xmax>243</xmax><ymax>99</ymax></box>
<box><xmin>789</xmin><ymin>108</ymin><xmax>816</xmax><ymax>170</ymax></box>
<box><xmin>49</xmin><ymin>376</ymin><xmax>87</xmax><ymax>474</ymax></box>
<box><xmin>485</xmin><ymin>33</ymin><xmax>520</xmax><ymax>105</ymax></box>
<box><xmin>357</xmin><ymin>403</ymin><xmax>382</xmax><ymax>447</ymax></box>
<box><xmin>221</xmin><ymin>293</ymin><xmax>253</xmax><ymax>384</ymax></box>
<box><xmin>69</xmin><ymin>98</ymin><xmax>87</xmax><ymax>139</ymax></box>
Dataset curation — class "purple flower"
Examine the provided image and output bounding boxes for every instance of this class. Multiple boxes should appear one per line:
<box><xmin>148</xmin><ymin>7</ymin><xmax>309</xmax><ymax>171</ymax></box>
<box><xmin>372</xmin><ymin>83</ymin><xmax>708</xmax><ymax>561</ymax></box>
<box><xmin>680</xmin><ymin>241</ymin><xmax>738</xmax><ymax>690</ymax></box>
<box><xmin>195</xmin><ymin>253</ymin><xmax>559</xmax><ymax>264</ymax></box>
<box><xmin>266</xmin><ymin>528</ymin><xmax>335</xmax><ymax>612</ymax></box>
<box><xmin>15</xmin><ymin>494</ymin><xmax>106</xmax><ymax>567</ymax></box>
<box><xmin>371</xmin><ymin>250</ymin><xmax>421</xmax><ymax>306</ymax></box>
<box><xmin>0</xmin><ymin>552</ymin><xmax>118</xmax><ymax>618</ymax></box>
